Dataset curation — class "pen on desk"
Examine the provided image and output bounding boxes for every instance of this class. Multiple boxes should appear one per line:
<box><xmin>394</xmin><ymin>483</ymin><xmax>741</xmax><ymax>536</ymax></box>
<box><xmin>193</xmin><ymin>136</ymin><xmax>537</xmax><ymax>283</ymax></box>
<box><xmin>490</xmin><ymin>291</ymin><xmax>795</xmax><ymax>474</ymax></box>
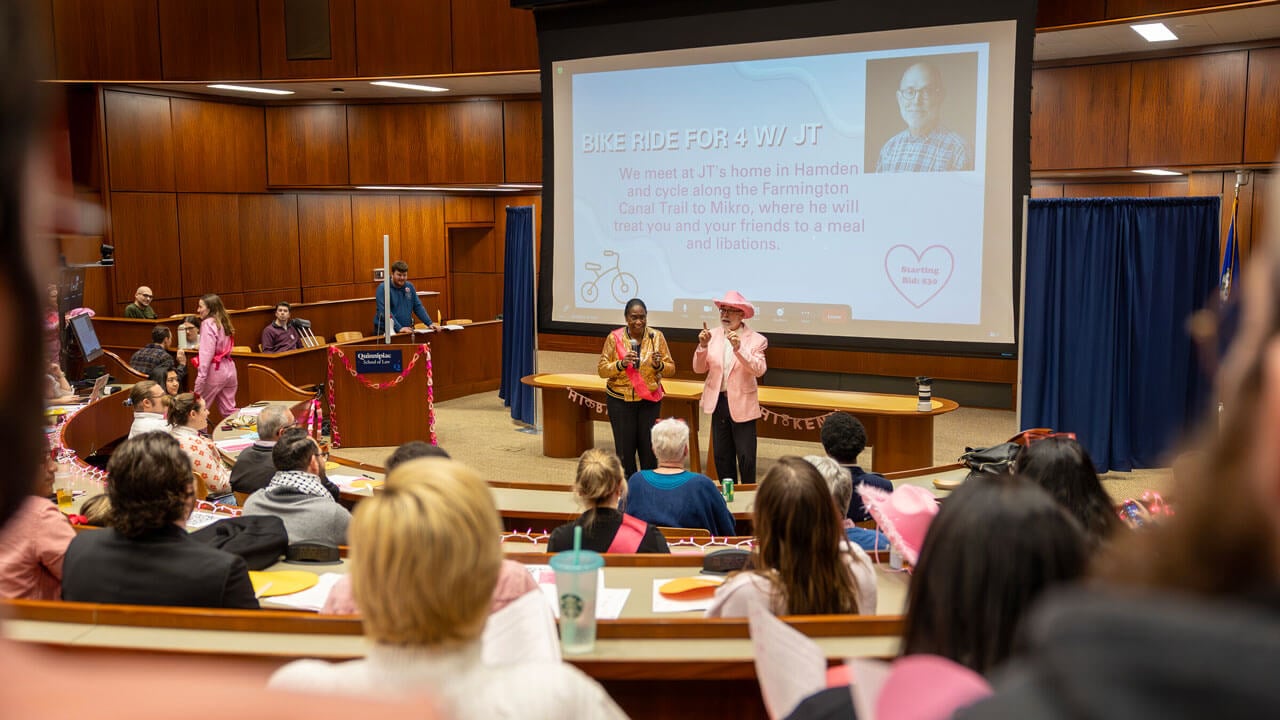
<box><xmin>361</xmin><ymin>473</ymin><xmax>376</xmax><ymax>480</ymax></box>
<box><xmin>255</xmin><ymin>582</ymin><xmax>273</xmax><ymax>599</ymax></box>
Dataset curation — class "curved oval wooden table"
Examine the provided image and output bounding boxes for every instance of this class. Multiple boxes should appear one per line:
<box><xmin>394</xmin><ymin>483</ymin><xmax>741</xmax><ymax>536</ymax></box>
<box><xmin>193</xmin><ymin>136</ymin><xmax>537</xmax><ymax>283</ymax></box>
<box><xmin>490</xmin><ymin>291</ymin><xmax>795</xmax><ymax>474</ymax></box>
<box><xmin>522</xmin><ymin>372</ymin><xmax>959</xmax><ymax>475</ymax></box>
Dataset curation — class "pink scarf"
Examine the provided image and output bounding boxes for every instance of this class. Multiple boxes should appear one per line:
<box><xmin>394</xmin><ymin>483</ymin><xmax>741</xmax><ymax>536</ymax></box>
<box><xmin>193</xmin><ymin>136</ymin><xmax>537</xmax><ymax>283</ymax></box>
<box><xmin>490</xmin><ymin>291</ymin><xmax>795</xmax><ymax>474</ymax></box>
<box><xmin>613</xmin><ymin>328</ymin><xmax>663</xmax><ymax>402</ymax></box>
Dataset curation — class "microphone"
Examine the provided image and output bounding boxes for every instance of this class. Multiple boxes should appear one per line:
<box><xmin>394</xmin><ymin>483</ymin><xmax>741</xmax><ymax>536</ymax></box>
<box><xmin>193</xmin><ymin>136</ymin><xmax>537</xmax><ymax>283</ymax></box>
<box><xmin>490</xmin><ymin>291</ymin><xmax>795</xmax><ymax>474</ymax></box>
<box><xmin>630</xmin><ymin>338</ymin><xmax>640</xmax><ymax>369</ymax></box>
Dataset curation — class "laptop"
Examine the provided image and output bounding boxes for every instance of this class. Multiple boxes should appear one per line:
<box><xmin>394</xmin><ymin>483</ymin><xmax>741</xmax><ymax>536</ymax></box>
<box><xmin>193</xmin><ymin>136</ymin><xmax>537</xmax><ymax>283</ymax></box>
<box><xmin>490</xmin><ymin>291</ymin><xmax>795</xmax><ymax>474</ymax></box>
<box><xmin>85</xmin><ymin>374</ymin><xmax>109</xmax><ymax>404</ymax></box>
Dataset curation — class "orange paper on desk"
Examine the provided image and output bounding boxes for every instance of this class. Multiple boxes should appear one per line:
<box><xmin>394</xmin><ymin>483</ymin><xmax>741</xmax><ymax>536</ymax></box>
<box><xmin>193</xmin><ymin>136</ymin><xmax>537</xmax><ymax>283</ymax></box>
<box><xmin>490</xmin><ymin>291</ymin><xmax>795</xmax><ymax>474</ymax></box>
<box><xmin>249</xmin><ymin>570</ymin><xmax>319</xmax><ymax>597</ymax></box>
<box><xmin>658</xmin><ymin>576</ymin><xmax>723</xmax><ymax>600</ymax></box>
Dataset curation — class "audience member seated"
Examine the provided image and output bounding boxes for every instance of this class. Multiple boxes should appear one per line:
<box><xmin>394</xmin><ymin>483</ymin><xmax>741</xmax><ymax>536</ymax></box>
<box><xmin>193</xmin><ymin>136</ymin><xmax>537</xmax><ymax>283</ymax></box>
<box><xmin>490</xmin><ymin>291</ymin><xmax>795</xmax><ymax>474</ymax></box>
<box><xmin>956</xmin><ymin>207</ymin><xmax>1280</xmax><ymax>719</ymax></box>
<box><xmin>321</xmin><ymin>439</ymin><xmax>480</xmax><ymax>615</ymax></box>
<box><xmin>260</xmin><ymin>301</ymin><xmax>302</xmax><ymax>353</ymax></box>
<box><xmin>803</xmin><ymin>454</ymin><xmax>887</xmax><ymax>551</ymax></box>
<box><xmin>385</xmin><ymin>440</ymin><xmax>451</xmax><ymax>467</ymax></box>
<box><xmin>127</xmin><ymin>380</ymin><xmax>168</xmax><ymax>438</ymax></box>
<box><xmin>859</xmin><ymin>483</ymin><xmax>938</xmax><ymax>569</ymax></box>
<box><xmin>61</xmin><ymin>433</ymin><xmax>258</xmax><ymax>609</ymax></box>
<box><xmin>231</xmin><ymin>405</ymin><xmax>328</xmax><ymax>498</ymax></box>
<box><xmin>45</xmin><ymin>362</ymin><xmax>76</xmax><ymax>404</ymax></box>
<box><xmin>128</xmin><ymin>324</ymin><xmax>187</xmax><ymax>385</ymax></box>
<box><xmin>166</xmin><ymin>393</ymin><xmax>232</xmax><ymax>500</ymax></box>
<box><xmin>270</xmin><ymin>457</ymin><xmax>626</xmax><ymax>718</ymax></box>
<box><xmin>706</xmin><ymin>456</ymin><xmax>876</xmax><ymax>618</ymax></box>
<box><xmin>124</xmin><ymin>285</ymin><xmax>157</xmax><ymax>319</ymax></box>
<box><xmin>178</xmin><ymin>315</ymin><xmax>200</xmax><ymax>352</ymax></box>
<box><xmin>820</xmin><ymin>412</ymin><xmax>893</xmax><ymax>522</ymax></box>
<box><xmin>0</xmin><ymin>450</ymin><xmax>74</xmax><ymax>599</ymax></box>
<box><xmin>1012</xmin><ymin>434</ymin><xmax>1120</xmax><ymax>553</ymax></box>
<box><xmin>787</xmin><ymin>473</ymin><xmax>1087</xmax><ymax>720</ymax></box>
<box><xmin>624</xmin><ymin>418</ymin><xmax>735</xmax><ymax>535</ymax></box>
<box><xmin>79</xmin><ymin>494</ymin><xmax>112</xmax><ymax>527</ymax></box>
<box><xmin>242</xmin><ymin>427</ymin><xmax>350</xmax><ymax>546</ymax></box>
<box><xmin>548</xmin><ymin>449</ymin><xmax>669</xmax><ymax>554</ymax></box>
<box><xmin>148</xmin><ymin>366</ymin><xmax>180</xmax><ymax>396</ymax></box>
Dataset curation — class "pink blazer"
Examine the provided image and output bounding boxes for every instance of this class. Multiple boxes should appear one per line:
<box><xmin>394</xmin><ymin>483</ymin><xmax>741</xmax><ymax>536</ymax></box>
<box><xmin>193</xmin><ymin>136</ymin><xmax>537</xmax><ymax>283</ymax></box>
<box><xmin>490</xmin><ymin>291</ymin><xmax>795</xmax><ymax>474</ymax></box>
<box><xmin>693</xmin><ymin>324</ymin><xmax>768</xmax><ymax>421</ymax></box>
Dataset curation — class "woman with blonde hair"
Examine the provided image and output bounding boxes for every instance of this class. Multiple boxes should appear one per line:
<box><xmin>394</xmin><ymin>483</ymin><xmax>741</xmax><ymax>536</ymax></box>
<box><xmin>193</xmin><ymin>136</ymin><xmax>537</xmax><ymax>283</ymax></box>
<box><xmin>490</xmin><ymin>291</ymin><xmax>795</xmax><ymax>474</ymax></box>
<box><xmin>707</xmin><ymin>456</ymin><xmax>876</xmax><ymax>617</ymax></box>
<box><xmin>270</xmin><ymin>458</ymin><xmax>627</xmax><ymax>719</ymax></box>
<box><xmin>548</xmin><ymin>448</ymin><xmax>669</xmax><ymax>553</ymax></box>
<box><xmin>193</xmin><ymin>293</ymin><xmax>237</xmax><ymax>417</ymax></box>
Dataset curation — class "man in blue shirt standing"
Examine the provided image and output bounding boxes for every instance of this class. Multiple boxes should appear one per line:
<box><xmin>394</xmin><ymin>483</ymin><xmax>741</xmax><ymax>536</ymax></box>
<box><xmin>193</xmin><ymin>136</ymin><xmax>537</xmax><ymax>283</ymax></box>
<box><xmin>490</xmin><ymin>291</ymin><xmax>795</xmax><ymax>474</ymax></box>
<box><xmin>373</xmin><ymin>260</ymin><xmax>433</xmax><ymax>335</ymax></box>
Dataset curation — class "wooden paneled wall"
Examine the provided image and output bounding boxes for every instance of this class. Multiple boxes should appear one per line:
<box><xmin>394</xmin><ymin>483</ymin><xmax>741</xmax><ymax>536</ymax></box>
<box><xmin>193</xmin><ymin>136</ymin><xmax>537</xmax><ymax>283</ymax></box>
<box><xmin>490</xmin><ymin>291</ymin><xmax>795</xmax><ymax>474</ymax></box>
<box><xmin>47</xmin><ymin>0</ymin><xmax>538</xmax><ymax>80</ymax></box>
<box><xmin>97</xmin><ymin>89</ymin><xmax>539</xmax><ymax>321</ymax></box>
<box><xmin>1032</xmin><ymin>47</ymin><xmax>1280</xmax><ymax>170</ymax></box>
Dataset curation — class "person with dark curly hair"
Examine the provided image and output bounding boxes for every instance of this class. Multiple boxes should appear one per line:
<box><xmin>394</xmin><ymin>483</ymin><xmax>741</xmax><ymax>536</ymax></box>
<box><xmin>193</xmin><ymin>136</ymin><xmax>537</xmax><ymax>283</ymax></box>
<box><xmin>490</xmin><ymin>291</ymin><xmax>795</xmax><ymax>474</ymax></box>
<box><xmin>61</xmin><ymin>433</ymin><xmax>258</xmax><ymax>609</ymax></box>
<box><xmin>820</xmin><ymin>412</ymin><xmax>893</xmax><ymax>522</ymax></box>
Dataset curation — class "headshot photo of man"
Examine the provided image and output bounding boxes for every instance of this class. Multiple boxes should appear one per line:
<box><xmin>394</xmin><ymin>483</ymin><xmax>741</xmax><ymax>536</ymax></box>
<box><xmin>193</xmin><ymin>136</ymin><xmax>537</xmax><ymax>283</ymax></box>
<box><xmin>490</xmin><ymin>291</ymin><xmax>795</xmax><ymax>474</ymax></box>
<box><xmin>870</xmin><ymin>56</ymin><xmax>976</xmax><ymax>173</ymax></box>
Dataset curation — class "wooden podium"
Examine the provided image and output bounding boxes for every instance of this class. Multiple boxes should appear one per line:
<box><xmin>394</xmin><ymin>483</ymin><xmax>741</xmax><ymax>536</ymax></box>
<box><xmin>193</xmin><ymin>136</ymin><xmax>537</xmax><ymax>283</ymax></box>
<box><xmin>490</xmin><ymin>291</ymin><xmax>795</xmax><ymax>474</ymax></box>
<box><xmin>328</xmin><ymin>341</ymin><xmax>434</xmax><ymax>448</ymax></box>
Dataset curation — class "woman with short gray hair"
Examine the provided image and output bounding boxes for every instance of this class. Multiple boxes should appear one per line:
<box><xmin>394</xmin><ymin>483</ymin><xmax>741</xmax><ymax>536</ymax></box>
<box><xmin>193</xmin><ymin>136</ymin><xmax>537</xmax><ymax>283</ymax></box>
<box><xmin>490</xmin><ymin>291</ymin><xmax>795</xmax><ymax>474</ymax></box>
<box><xmin>623</xmin><ymin>418</ymin><xmax>736</xmax><ymax>535</ymax></box>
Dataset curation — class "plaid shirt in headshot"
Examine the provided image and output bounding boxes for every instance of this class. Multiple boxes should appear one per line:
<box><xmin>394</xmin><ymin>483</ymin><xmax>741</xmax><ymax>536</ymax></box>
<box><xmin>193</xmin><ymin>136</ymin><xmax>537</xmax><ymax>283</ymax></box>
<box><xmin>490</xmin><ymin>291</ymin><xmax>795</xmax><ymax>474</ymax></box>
<box><xmin>876</xmin><ymin>127</ymin><xmax>971</xmax><ymax>173</ymax></box>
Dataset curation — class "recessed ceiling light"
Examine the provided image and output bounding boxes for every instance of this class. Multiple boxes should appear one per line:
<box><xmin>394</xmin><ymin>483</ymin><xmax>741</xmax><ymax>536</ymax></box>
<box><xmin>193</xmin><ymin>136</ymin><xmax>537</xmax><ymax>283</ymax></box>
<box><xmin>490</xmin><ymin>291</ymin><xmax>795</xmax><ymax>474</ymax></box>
<box><xmin>207</xmin><ymin>84</ymin><xmax>295</xmax><ymax>96</ymax></box>
<box><xmin>370</xmin><ymin>81</ymin><xmax>449</xmax><ymax>93</ymax></box>
<box><xmin>1133</xmin><ymin>169</ymin><xmax>1183</xmax><ymax>176</ymax></box>
<box><xmin>1131</xmin><ymin>23</ymin><xmax>1178</xmax><ymax>42</ymax></box>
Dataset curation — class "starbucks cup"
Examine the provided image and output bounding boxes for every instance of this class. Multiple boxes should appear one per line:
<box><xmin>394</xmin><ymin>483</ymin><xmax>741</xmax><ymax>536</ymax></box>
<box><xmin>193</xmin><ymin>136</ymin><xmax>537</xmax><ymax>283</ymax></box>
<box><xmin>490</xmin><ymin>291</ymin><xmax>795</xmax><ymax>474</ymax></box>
<box><xmin>549</xmin><ymin>549</ymin><xmax>604</xmax><ymax>654</ymax></box>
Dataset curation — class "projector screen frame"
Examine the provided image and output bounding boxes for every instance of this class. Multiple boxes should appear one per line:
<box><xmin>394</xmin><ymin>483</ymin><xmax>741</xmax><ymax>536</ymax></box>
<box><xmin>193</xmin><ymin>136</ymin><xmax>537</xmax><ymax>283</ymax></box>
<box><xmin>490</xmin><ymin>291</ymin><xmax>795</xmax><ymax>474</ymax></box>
<box><xmin>528</xmin><ymin>0</ymin><xmax>1036</xmax><ymax>359</ymax></box>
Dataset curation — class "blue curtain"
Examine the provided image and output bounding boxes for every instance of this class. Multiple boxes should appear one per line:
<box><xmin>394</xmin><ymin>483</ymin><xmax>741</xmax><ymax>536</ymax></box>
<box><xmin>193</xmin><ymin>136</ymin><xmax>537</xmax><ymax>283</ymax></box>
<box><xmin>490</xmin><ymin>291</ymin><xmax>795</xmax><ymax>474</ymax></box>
<box><xmin>1023</xmin><ymin>197</ymin><xmax>1219</xmax><ymax>472</ymax></box>
<box><xmin>500</xmin><ymin>206</ymin><xmax>537</xmax><ymax>426</ymax></box>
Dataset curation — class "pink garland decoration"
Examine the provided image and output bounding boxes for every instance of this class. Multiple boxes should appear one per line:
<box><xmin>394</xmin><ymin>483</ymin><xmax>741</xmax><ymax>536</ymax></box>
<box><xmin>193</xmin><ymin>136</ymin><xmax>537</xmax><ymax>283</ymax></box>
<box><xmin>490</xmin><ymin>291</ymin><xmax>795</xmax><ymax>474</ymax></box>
<box><xmin>327</xmin><ymin>344</ymin><xmax>436</xmax><ymax>448</ymax></box>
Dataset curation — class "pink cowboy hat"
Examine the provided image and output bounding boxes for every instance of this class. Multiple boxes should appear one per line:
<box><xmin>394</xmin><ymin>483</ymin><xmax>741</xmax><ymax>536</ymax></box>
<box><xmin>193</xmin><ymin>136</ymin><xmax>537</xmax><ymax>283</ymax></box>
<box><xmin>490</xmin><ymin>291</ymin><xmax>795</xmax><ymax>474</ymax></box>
<box><xmin>858</xmin><ymin>484</ymin><xmax>939</xmax><ymax>567</ymax></box>
<box><xmin>713</xmin><ymin>290</ymin><xmax>756</xmax><ymax>319</ymax></box>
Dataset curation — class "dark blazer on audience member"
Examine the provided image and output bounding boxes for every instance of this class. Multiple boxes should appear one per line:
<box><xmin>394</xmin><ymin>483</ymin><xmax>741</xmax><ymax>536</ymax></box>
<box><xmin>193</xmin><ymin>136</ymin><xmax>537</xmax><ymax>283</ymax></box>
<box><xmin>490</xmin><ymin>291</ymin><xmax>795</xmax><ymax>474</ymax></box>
<box><xmin>62</xmin><ymin>525</ymin><xmax>259</xmax><ymax>609</ymax></box>
<box><xmin>548</xmin><ymin>507</ymin><xmax>671</xmax><ymax>554</ymax></box>
<box><xmin>230</xmin><ymin>442</ymin><xmax>341</xmax><ymax>501</ymax></box>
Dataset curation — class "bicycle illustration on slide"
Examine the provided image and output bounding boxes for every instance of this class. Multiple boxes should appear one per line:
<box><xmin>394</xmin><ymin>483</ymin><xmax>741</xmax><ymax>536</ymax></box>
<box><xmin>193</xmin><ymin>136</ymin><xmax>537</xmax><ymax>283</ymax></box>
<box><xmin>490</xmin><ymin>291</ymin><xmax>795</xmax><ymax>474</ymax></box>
<box><xmin>580</xmin><ymin>250</ymin><xmax>639</xmax><ymax>304</ymax></box>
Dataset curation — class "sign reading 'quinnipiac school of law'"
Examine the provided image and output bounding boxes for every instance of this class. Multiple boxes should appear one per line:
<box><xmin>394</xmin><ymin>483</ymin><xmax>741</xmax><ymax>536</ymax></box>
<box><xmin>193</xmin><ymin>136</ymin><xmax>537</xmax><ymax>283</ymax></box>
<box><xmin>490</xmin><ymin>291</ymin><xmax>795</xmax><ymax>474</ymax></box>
<box><xmin>355</xmin><ymin>350</ymin><xmax>403</xmax><ymax>374</ymax></box>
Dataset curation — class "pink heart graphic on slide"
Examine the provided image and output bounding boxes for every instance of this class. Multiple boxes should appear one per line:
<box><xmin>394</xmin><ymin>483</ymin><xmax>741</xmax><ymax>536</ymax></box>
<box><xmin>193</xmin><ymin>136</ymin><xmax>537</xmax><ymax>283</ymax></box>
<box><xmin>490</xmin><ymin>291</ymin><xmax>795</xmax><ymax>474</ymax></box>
<box><xmin>884</xmin><ymin>244</ymin><xmax>955</xmax><ymax>309</ymax></box>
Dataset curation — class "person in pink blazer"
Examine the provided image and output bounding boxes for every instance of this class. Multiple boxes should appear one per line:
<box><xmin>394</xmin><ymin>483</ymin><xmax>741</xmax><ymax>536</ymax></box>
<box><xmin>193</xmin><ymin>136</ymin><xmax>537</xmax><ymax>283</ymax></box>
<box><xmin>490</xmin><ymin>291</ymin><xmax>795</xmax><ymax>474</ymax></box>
<box><xmin>693</xmin><ymin>290</ymin><xmax>768</xmax><ymax>483</ymax></box>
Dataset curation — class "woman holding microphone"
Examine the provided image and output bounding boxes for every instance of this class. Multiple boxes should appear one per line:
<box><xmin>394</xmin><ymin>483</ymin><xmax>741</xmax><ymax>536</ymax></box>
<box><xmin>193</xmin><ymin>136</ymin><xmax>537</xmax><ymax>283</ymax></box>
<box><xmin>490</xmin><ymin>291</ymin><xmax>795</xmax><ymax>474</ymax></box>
<box><xmin>694</xmin><ymin>290</ymin><xmax>768</xmax><ymax>484</ymax></box>
<box><xmin>597</xmin><ymin>298</ymin><xmax>675</xmax><ymax>478</ymax></box>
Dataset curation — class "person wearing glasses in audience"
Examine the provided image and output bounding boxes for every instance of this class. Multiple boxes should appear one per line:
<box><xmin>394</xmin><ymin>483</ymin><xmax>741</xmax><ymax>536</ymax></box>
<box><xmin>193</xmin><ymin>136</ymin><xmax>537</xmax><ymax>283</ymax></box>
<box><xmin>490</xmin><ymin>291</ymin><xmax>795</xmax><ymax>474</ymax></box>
<box><xmin>231</xmin><ymin>405</ymin><xmax>331</xmax><ymax>498</ymax></box>
<box><xmin>124</xmin><ymin>285</ymin><xmax>157</xmax><ymax>319</ymax></box>
<box><xmin>598</xmin><ymin>297</ymin><xmax>674</xmax><ymax>479</ymax></box>
<box><xmin>549</xmin><ymin>449</ymin><xmax>669</xmax><ymax>554</ymax></box>
<box><xmin>128</xmin><ymin>380</ymin><xmax>169</xmax><ymax>439</ymax></box>
<box><xmin>166</xmin><ymin>392</ymin><xmax>233</xmax><ymax>502</ymax></box>
<box><xmin>624</xmin><ymin>417</ymin><xmax>736</xmax><ymax>536</ymax></box>
<box><xmin>694</xmin><ymin>290</ymin><xmax>768</xmax><ymax>484</ymax></box>
<box><xmin>876</xmin><ymin>62</ymin><xmax>971</xmax><ymax>173</ymax></box>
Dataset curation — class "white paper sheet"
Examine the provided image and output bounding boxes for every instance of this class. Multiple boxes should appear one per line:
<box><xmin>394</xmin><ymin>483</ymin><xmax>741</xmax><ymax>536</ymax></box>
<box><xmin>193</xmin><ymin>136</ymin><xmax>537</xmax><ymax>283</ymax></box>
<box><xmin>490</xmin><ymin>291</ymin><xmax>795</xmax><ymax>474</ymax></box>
<box><xmin>263</xmin><ymin>572</ymin><xmax>345</xmax><ymax>612</ymax></box>
<box><xmin>749</xmin><ymin>608</ymin><xmax>827</xmax><ymax>720</ymax></box>
<box><xmin>650</xmin><ymin>577</ymin><xmax>723</xmax><ymax>613</ymax></box>
<box><xmin>213</xmin><ymin>438</ymin><xmax>255</xmax><ymax>453</ymax></box>
<box><xmin>526</xmin><ymin>564</ymin><xmax>627</xmax><ymax>620</ymax></box>
<box><xmin>481</xmin><ymin>590</ymin><xmax>562</xmax><ymax>665</ymax></box>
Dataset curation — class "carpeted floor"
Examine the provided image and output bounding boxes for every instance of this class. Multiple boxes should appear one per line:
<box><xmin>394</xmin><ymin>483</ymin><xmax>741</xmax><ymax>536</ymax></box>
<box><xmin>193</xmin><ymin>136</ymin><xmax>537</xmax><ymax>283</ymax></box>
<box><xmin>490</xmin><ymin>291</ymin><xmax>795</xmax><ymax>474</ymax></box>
<box><xmin>335</xmin><ymin>350</ymin><xmax>1174</xmax><ymax>503</ymax></box>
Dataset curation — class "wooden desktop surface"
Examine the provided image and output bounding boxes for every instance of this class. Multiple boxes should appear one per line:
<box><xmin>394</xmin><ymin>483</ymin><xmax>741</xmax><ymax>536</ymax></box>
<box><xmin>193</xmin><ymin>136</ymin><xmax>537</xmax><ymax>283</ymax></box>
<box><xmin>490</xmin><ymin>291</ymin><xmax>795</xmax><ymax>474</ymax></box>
<box><xmin>523</xmin><ymin>372</ymin><xmax>959</xmax><ymax>474</ymax></box>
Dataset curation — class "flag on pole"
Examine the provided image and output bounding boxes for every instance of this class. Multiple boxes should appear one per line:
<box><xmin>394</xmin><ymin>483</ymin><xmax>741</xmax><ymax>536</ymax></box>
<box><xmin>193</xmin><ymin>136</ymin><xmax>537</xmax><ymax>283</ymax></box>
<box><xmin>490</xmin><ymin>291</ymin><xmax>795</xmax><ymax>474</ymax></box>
<box><xmin>1220</xmin><ymin>195</ymin><xmax>1240</xmax><ymax>303</ymax></box>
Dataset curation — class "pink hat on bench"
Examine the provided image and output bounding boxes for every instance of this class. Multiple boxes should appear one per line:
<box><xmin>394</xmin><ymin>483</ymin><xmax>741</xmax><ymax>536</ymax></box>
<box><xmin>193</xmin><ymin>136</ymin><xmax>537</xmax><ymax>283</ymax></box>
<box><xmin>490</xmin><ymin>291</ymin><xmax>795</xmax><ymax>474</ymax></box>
<box><xmin>858</xmin><ymin>484</ymin><xmax>938</xmax><ymax>567</ymax></box>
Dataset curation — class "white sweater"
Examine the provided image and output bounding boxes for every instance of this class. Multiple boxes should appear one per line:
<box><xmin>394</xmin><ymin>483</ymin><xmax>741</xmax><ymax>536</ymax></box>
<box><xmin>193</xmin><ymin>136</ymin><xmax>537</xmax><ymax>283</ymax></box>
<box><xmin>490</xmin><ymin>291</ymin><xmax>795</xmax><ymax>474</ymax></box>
<box><xmin>270</xmin><ymin>641</ymin><xmax>628</xmax><ymax>720</ymax></box>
